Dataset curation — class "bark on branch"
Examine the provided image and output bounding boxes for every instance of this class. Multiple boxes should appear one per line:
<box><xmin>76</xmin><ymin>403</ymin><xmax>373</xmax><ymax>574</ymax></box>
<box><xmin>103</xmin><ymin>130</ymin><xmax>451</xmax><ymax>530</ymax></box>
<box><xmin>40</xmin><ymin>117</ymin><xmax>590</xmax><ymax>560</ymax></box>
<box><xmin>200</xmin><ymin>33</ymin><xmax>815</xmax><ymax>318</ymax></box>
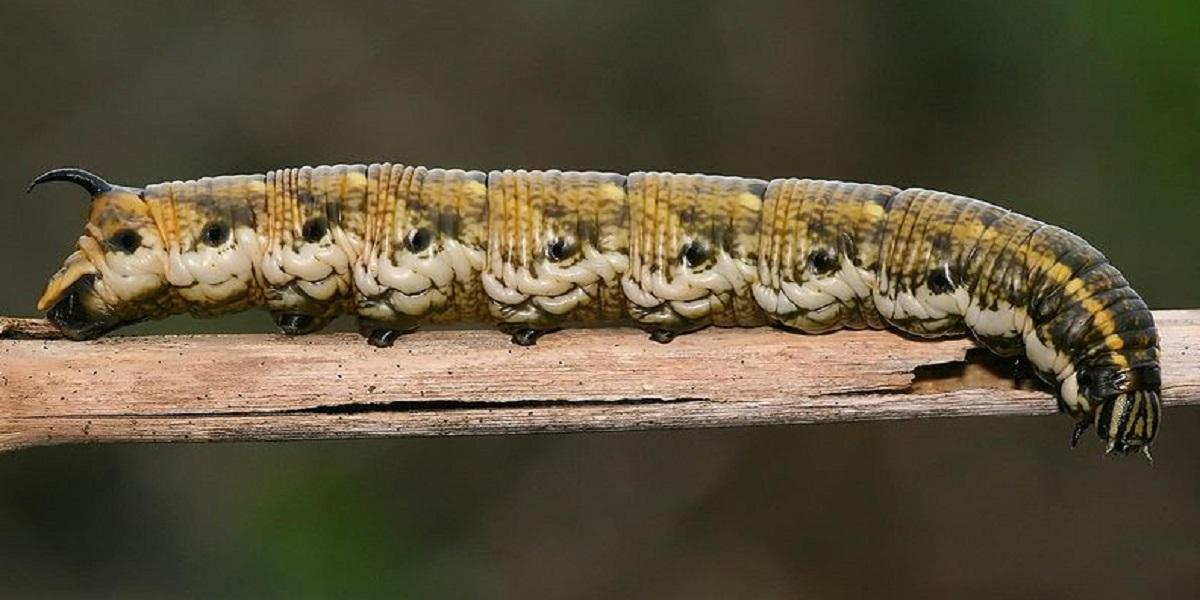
<box><xmin>1</xmin><ymin>311</ymin><xmax>1197</xmax><ymax>452</ymax></box>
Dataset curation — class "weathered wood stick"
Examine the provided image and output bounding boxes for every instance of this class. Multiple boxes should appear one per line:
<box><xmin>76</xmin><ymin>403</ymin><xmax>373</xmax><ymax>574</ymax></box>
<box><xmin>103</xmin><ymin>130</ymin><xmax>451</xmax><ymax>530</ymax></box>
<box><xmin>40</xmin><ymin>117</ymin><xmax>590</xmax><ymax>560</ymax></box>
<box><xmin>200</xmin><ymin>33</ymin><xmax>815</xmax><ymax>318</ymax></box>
<box><xmin>0</xmin><ymin>317</ymin><xmax>61</xmax><ymax>340</ymax></box>
<box><xmin>1</xmin><ymin>310</ymin><xmax>1196</xmax><ymax>452</ymax></box>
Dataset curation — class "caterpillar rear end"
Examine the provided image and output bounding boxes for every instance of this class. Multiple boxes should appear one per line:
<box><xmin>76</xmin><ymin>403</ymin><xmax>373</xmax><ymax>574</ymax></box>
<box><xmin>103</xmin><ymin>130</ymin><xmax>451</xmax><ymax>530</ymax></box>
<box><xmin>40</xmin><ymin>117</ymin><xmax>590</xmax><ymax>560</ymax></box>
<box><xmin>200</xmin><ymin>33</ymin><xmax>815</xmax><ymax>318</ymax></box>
<box><xmin>29</xmin><ymin>164</ymin><xmax>1161</xmax><ymax>457</ymax></box>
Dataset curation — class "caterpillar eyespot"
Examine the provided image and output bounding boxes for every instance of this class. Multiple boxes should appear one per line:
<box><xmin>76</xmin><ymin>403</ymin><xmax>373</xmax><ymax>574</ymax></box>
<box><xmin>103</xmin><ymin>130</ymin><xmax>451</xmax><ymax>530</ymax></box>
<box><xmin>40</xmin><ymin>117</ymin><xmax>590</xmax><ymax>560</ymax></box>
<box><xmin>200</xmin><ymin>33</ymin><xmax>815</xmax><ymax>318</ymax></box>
<box><xmin>200</xmin><ymin>221</ymin><xmax>229</xmax><ymax>247</ymax></box>
<box><xmin>407</xmin><ymin>228</ymin><xmax>432</xmax><ymax>253</ymax></box>
<box><xmin>301</xmin><ymin>217</ymin><xmax>327</xmax><ymax>243</ymax></box>
<box><xmin>681</xmin><ymin>241</ymin><xmax>708</xmax><ymax>267</ymax></box>
<box><xmin>107</xmin><ymin>228</ymin><xmax>141</xmax><ymax>254</ymax></box>
<box><xmin>809</xmin><ymin>249</ymin><xmax>837</xmax><ymax>275</ymax></box>
<box><xmin>28</xmin><ymin>163</ymin><xmax>1162</xmax><ymax>457</ymax></box>
<box><xmin>927</xmin><ymin>267</ymin><xmax>954</xmax><ymax>295</ymax></box>
<box><xmin>546</xmin><ymin>236</ymin><xmax>575</xmax><ymax>262</ymax></box>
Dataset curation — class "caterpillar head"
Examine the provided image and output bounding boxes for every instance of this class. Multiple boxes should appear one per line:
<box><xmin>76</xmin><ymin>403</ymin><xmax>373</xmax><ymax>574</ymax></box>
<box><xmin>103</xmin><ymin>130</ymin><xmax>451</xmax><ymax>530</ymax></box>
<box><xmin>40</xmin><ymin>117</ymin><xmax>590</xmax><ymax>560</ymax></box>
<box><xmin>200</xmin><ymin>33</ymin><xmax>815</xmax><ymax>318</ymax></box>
<box><xmin>30</xmin><ymin>168</ymin><xmax>171</xmax><ymax>339</ymax></box>
<box><xmin>1076</xmin><ymin>363</ymin><xmax>1161</xmax><ymax>459</ymax></box>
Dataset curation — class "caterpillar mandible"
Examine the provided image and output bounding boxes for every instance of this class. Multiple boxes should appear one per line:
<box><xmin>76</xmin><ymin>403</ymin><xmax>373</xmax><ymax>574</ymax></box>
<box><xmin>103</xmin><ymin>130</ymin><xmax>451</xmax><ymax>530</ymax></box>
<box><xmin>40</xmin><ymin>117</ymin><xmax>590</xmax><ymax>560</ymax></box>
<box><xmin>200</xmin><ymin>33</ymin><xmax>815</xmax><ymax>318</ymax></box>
<box><xmin>28</xmin><ymin>164</ymin><xmax>1161</xmax><ymax>457</ymax></box>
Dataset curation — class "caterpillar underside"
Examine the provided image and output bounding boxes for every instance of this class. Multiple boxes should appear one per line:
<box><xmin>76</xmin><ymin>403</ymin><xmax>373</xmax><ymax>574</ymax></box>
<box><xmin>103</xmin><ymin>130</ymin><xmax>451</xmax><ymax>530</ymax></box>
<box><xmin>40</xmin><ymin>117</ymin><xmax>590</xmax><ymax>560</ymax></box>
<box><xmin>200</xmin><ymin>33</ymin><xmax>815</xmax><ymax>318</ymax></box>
<box><xmin>30</xmin><ymin>163</ymin><xmax>1162</xmax><ymax>456</ymax></box>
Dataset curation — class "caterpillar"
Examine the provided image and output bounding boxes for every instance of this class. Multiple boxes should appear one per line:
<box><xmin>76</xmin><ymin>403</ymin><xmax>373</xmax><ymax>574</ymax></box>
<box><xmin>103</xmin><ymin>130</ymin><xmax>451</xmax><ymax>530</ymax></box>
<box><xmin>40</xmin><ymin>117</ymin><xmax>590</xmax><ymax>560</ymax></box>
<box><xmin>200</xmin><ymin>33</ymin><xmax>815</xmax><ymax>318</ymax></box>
<box><xmin>28</xmin><ymin>164</ymin><xmax>1161</xmax><ymax>457</ymax></box>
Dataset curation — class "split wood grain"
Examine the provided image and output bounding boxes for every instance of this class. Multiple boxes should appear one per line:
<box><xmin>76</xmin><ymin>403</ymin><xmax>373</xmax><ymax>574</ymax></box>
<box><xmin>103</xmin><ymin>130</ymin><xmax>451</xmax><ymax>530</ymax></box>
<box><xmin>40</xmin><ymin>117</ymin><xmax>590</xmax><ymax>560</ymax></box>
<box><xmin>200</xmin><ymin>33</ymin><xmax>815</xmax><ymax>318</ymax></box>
<box><xmin>1</xmin><ymin>310</ymin><xmax>1196</xmax><ymax>452</ymax></box>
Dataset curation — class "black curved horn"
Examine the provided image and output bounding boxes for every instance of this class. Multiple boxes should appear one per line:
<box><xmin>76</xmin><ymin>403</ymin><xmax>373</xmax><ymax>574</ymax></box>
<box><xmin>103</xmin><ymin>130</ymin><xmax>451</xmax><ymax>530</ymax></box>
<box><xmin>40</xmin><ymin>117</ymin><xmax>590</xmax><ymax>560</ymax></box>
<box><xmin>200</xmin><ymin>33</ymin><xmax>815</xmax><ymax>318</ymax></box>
<box><xmin>27</xmin><ymin>168</ymin><xmax>113</xmax><ymax>197</ymax></box>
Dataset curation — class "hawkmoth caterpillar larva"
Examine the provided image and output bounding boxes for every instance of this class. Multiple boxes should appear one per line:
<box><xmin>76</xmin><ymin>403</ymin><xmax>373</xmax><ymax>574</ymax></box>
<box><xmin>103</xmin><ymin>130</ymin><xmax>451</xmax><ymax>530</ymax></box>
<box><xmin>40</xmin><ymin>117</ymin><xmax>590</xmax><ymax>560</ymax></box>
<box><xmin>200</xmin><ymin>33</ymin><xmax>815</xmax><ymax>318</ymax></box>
<box><xmin>29</xmin><ymin>164</ymin><xmax>1161</xmax><ymax>457</ymax></box>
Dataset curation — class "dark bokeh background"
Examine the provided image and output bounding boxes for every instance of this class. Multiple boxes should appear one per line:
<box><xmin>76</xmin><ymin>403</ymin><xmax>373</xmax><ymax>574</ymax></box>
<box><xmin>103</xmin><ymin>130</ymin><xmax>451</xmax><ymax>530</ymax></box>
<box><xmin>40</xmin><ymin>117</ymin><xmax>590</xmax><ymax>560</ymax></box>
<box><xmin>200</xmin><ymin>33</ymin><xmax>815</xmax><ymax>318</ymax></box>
<box><xmin>2</xmin><ymin>1</ymin><xmax>1199</xmax><ymax>597</ymax></box>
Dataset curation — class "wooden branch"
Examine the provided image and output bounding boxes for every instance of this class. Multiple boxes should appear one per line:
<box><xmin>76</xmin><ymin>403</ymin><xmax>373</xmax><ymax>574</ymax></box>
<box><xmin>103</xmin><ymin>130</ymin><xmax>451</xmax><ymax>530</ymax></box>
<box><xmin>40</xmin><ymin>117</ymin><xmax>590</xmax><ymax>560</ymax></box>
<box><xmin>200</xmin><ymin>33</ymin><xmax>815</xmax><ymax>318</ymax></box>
<box><xmin>1</xmin><ymin>311</ymin><xmax>1196</xmax><ymax>452</ymax></box>
<box><xmin>0</xmin><ymin>316</ymin><xmax>61</xmax><ymax>340</ymax></box>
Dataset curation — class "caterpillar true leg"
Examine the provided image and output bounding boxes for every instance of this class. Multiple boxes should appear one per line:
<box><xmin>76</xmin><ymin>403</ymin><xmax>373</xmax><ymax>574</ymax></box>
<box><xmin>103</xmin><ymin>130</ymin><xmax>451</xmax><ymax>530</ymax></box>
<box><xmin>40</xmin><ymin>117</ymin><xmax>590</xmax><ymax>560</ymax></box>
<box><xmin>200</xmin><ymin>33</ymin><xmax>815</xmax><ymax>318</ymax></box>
<box><xmin>30</xmin><ymin>163</ymin><xmax>1161</xmax><ymax>456</ymax></box>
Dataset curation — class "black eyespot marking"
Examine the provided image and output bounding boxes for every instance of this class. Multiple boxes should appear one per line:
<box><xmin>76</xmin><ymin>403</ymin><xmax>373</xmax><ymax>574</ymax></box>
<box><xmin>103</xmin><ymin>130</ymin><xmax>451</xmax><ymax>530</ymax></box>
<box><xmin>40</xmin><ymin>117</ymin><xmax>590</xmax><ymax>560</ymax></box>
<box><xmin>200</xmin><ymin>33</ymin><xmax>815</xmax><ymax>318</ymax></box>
<box><xmin>107</xmin><ymin>228</ymin><xmax>141</xmax><ymax>254</ymax></box>
<box><xmin>302</xmin><ymin>217</ymin><xmax>328</xmax><ymax>243</ymax></box>
<box><xmin>407</xmin><ymin>228</ymin><xmax>433</xmax><ymax>252</ymax></box>
<box><xmin>681</xmin><ymin>241</ymin><xmax>708</xmax><ymax>267</ymax></box>
<box><xmin>546</xmin><ymin>236</ymin><xmax>576</xmax><ymax>262</ymax></box>
<box><xmin>809</xmin><ymin>249</ymin><xmax>838</xmax><ymax>275</ymax></box>
<box><xmin>927</xmin><ymin>267</ymin><xmax>954</xmax><ymax>294</ymax></box>
<box><xmin>200</xmin><ymin>222</ymin><xmax>229</xmax><ymax>247</ymax></box>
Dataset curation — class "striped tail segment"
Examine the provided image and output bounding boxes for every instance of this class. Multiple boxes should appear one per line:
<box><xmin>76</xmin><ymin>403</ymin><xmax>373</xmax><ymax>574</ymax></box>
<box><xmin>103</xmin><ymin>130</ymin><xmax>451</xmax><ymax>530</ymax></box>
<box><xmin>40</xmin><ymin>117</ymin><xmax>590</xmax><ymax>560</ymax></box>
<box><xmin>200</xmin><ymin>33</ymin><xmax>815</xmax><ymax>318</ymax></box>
<box><xmin>874</xmin><ymin>188</ymin><xmax>1161</xmax><ymax>453</ymax></box>
<box><xmin>1023</xmin><ymin>225</ymin><xmax>1160</xmax><ymax>453</ymax></box>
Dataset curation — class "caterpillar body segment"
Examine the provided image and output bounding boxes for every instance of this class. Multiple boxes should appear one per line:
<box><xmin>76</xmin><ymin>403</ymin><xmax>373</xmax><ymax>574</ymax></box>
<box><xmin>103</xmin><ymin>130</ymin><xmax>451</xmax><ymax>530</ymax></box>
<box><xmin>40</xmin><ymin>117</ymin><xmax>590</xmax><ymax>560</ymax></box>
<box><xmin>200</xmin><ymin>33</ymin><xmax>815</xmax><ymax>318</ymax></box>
<box><xmin>485</xmin><ymin>169</ymin><xmax>629</xmax><ymax>332</ymax></box>
<box><xmin>30</xmin><ymin>164</ymin><xmax>1161</xmax><ymax>456</ymax></box>
<box><xmin>757</xmin><ymin>178</ymin><xmax>898</xmax><ymax>333</ymax></box>
<box><xmin>354</xmin><ymin>164</ymin><xmax>490</xmax><ymax>332</ymax></box>
<box><xmin>624</xmin><ymin>172</ymin><xmax>771</xmax><ymax>335</ymax></box>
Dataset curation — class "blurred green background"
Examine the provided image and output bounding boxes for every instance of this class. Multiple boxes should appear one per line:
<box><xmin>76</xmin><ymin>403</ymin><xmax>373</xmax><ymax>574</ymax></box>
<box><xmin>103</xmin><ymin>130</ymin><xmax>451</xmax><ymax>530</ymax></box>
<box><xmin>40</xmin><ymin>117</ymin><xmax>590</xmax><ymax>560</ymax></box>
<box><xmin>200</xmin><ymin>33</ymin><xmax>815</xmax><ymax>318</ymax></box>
<box><xmin>2</xmin><ymin>1</ymin><xmax>1199</xmax><ymax>597</ymax></box>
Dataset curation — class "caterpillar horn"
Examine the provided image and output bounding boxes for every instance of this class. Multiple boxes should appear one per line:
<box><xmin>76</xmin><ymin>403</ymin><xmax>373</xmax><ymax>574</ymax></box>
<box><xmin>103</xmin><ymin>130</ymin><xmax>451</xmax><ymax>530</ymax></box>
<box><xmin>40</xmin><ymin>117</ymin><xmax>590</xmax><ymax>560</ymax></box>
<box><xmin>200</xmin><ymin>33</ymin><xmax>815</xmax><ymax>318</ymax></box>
<box><xmin>27</xmin><ymin>167</ymin><xmax>113</xmax><ymax>197</ymax></box>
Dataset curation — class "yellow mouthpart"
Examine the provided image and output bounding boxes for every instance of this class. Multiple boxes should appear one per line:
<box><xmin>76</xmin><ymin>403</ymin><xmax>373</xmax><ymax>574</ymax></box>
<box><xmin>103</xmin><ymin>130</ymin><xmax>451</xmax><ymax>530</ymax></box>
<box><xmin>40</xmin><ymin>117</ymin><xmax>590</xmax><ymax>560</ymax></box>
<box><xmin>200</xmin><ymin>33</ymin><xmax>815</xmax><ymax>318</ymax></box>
<box><xmin>36</xmin><ymin>241</ymin><xmax>99</xmax><ymax>311</ymax></box>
